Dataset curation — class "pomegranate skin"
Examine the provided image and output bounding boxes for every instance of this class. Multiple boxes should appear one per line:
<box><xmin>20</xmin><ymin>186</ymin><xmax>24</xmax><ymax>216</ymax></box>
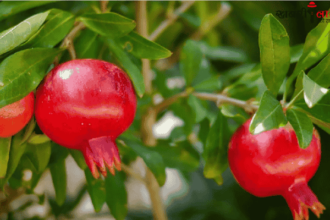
<box><xmin>0</xmin><ymin>92</ymin><xmax>34</xmax><ymax>138</ymax></box>
<box><xmin>228</xmin><ymin>119</ymin><xmax>325</xmax><ymax>220</ymax></box>
<box><xmin>35</xmin><ymin>59</ymin><xmax>137</xmax><ymax>178</ymax></box>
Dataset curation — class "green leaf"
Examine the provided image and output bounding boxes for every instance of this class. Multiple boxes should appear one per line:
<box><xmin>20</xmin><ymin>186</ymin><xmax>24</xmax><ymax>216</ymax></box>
<box><xmin>286</xmin><ymin>15</ymin><xmax>330</xmax><ymax>95</ymax></box>
<box><xmin>119</xmin><ymin>137</ymin><xmax>166</xmax><ymax>186</ymax></box>
<box><xmin>0</xmin><ymin>48</ymin><xmax>62</xmax><ymax>108</ymax></box>
<box><xmin>106</xmin><ymin>38</ymin><xmax>145</xmax><ymax>97</ymax></box>
<box><xmin>79</xmin><ymin>13</ymin><xmax>136</xmax><ymax>38</ymax></box>
<box><xmin>151</xmin><ymin>141</ymin><xmax>200</xmax><ymax>172</ymax></box>
<box><xmin>221</xmin><ymin>104</ymin><xmax>249</xmax><ymax>125</ymax></box>
<box><xmin>259</xmin><ymin>14</ymin><xmax>290</xmax><ymax>96</ymax></box>
<box><xmin>0</xmin><ymin>11</ymin><xmax>49</xmax><ymax>55</ymax></box>
<box><xmin>187</xmin><ymin>94</ymin><xmax>207</xmax><ymax>123</ymax></box>
<box><xmin>105</xmin><ymin>173</ymin><xmax>127</xmax><ymax>220</ymax></box>
<box><xmin>307</xmin><ymin>53</ymin><xmax>330</xmax><ymax>88</ymax></box>
<box><xmin>198</xmin><ymin>41</ymin><xmax>248</xmax><ymax>62</ymax></box>
<box><xmin>180</xmin><ymin>40</ymin><xmax>203</xmax><ymax>86</ymax></box>
<box><xmin>50</xmin><ymin>158</ymin><xmax>66</xmax><ymax>206</ymax></box>
<box><xmin>119</xmin><ymin>31</ymin><xmax>172</xmax><ymax>59</ymax></box>
<box><xmin>85</xmin><ymin>169</ymin><xmax>106</xmax><ymax>212</ymax></box>
<box><xmin>48</xmin><ymin>142</ymin><xmax>69</xmax><ymax>166</ymax></box>
<box><xmin>20</xmin><ymin>117</ymin><xmax>36</xmax><ymax>145</ymax></box>
<box><xmin>27</xmin><ymin>134</ymin><xmax>51</xmax><ymax>145</ymax></box>
<box><xmin>290</xmin><ymin>44</ymin><xmax>303</xmax><ymax>63</ymax></box>
<box><xmin>203</xmin><ymin>110</ymin><xmax>230</xmax><ymax>185</ymax></box>
<box><xmin>294</xmin><ymin>93</ymin><xmax>330</xmax><ymax>124</ymax></box>
<box><xmin>249</xmin><ymin>90</ymin><xmax>287</xmax><ymax>134</ymax></box>
<box><xmin>193</xmin><ymin>75</ymin><xmax>222</xmax><ymax>92</ymax></box>
<box><xmin>25</xmin><ymin>142</ymin><xmax>51</xmax><ymax>173</ymax></box>
<box><xmin>0</xmin><ymin>1</ymin><xmax>53</xmax><ymax>21</ymax></box>
<box><xmin>69</xmin><ymin>149</ymin><xmax>87</xmax><ymax>170</ymax></box>
<box><xmin>286</xmin><ymin>109</ymin><xmax>313</xmax><ymax>149</ymax></box>
<box><xmin>24</xmin><ymin>9</ymin><xmax>75</xmax><ymax>48</ymax></box>
<box><xmin>75</xmin><ymin>29</ymin><xmax>99</xmax><ymax>59</ymax></box>
<box><xmin>303</xmin><ymin>73</ymin><xmax>328</xmax><ymax>108</ymax></box>
<box><xmin>0</xmin><ymin>137</ymin><xmax>11</xmax><ymax>178</ymax></box>
<box><xmin>5</xmin><ymin>130</ymin><xmax>27</xmax><ymax>181</ymax></box>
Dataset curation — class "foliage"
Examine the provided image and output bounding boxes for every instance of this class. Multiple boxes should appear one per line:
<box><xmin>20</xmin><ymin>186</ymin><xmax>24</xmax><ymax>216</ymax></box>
<box><xmin>1</xmin><ymin>1</ymin><xmax>330</xmax><ymax>220</ymax></box>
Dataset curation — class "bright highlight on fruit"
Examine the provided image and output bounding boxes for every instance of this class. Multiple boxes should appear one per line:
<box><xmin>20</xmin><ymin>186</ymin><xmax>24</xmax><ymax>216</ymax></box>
<box><xmin>0</xmin><ymin>92</ymin><xmax>34</xmax><ymax>138</ymax></box>
<box><xmin>228</xmin><ymin>119</ymin><xmax>325</xmax><ymax>220</ymax></box>
<box><xmin>35</xmin><ymin>59</ymin><xmax>137</xmax><ymax>178</ymax></box>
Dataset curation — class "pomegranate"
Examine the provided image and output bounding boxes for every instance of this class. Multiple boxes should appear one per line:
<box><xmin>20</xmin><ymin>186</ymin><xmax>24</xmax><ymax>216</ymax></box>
<box><xmin>228</xmin><ymin>119</ymin><xmax>325</xmax><ymax>220</ymax></box>
<box><xmin>35</xmin><ymin>59</ymin><xmax>137</xmax><ymax>178</ymax></box>
<box><xmin>0</xmin><ymin>92</ymin><xmax>34</xmax><ymax>138</ymax></box>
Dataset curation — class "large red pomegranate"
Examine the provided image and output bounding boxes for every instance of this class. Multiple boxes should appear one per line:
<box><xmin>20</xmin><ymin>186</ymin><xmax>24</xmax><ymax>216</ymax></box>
<box><xmin>228</xmin><ymin>119</ymin><xmax>325</xmax><ymax>220</ymax></box>
<box><xmin>0</xmin><ymin>92</ymin><xmax>34</xmax><ymax>138</ymax></box>
<box><xmin>35</xmin><ymin>59</ymin><xmax>137</xmax><ymax>178</ymax></box>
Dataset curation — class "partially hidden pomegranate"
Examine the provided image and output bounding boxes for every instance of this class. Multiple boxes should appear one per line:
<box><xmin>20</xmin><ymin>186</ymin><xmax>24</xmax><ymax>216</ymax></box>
<box><xmin>0</xmin><ymin>92</ymin><xmax>34</xmax><ymax>138</ymax></box>
<box><xmin>35</xmin><ymin>59</ymin><xmax>137</xmax><ymax>178</ymax></box>
<box><xmin>228</xmin><ymin>119</ymin><xmax>325</xmax><ymax>220</ymax></box>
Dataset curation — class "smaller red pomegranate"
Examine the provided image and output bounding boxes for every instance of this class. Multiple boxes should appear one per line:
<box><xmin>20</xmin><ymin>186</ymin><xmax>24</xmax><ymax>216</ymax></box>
<box><xmin>0</xmin><ymin>92</ymin><xmax>34</xmax><ymax>138</ymax></box>
<box><xmin>35</xmin><ymin>59</ymin><xmax>137</xmax><ymax>178</ymax></box>
<box><xmin>228</xmin><ymin>119</ymin><xmax>325</xmax><ymax>220</ymax></box>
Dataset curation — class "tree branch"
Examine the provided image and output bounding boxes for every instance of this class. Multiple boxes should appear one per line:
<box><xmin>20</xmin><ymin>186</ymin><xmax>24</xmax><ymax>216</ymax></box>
<box><xmin>149</xmin><ymin>1</ymin><xmax>195</xmax><ymax>41</ymax></box>
<box><xmin>154</xmin><ymin>91</ymin><xmax>188</xmax><ymax>113</ymax></box>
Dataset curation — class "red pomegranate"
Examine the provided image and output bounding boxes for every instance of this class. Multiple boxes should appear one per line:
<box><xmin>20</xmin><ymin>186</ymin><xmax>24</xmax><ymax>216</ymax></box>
<box><xmin>0</xmin><ymin>92</ymin><xmax>34</xmax><ymax>138</ymax></box>
<box><xmin>35</xmin><ymin>59</ymin><xmax>137</xmax><ymax>178</ymax></box>
<box><xmin>228</xmin><ymin>119</ymin><xmax>325</xmax><ymax>220</ymax></box>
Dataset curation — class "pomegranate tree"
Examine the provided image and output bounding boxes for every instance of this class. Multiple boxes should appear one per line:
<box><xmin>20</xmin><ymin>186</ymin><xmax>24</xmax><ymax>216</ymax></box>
<box><xmin>35</xmin><ymin>59</ymin><xmax>137</xmax><ymax>178</ymax></box>
<box><xmin>0</xmin><ymin>92</ymin><xmax>34</xmax><ymax>138</ymax></box>
<box><xmin>228</xmin><ymin>119</ymin><xmax>325</xmax><ymax>220</ymax></box>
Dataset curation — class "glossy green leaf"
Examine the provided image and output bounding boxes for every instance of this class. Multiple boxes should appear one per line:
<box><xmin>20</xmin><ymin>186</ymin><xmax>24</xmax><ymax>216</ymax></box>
<box><xmin>75</xmin><ymin>29</ymin><xmax>99</xmax><ymax>59</ymax></box>
<box><xmin>25</xmin><ymin>9</ymin><xmax>75</xmax><ymax>48</ymax></box>
<box><xmin>198</xmin><ymin>41</ymin><xmax>247</xmax><ymax>62</ymax></box>
<box><xmin>0</xmin><ymin>137</ymin><xmax>11</xmax><ymax>178</ymax></box>
<box><xmin>0</xmin><ymin>11</ymin><xmax>49</xmax><ymax>55</ymax></box>
<box><xmin>303</xmin><ymin>73</ymin><xmax>328</xmax><ymax>108</ymax></box>
<box><xmin>69</xmin><ymin>149</ymin><xmax>87</xmax><ymax>170</ymax></box>
<box><xmin>50</xmin><ymin>158</ymin><xmax>66</xmax><ymax>206</ymax></box>
<box><xmin>151</xmin><ymin>141</ymin><xmax>200</xmax><ymax>172</ymax></box>
<box><xmin>27</xmin><ymin>134</ymin><xmax>51</xmax><ymax>145</ymax></box>
<box><xmin>259</xmin><ymin>14</ymin><xmax>290</xmax><ymax>96</ymax></box>
<box><xmin>221</xmin><ymin>104</ymin><xmax>249</xmax><ymax>125</ymax></box>
<box><xmin>0</xmin><ymin>1</ymin><xmax>53</xmax><ymax>21</ymax></box>
<box><xmin>120</xmin><ymin>31</ymin><xmax>172</xmax><ymax>59</ymax></box>
<box><xmin>85</xmin><ymin>169</ymin><xmax>106</xmax><ymax>212</ymax></box>
<box><xmin>180</xmin><ymin>40</ymin><xmax>203</xmax><ymax>86</ymax></box>
<box><xmin>198</xmin><ymin>118</ymin><xmax>210</xmax><ymax>146</ymax></box>
<box><xmin>307</xmin><ymin>53</ymin><xmax>330</xmax><ymax>88</ymax></box>
<box><xmin>294</xmin><ymin>93</ymin><xmax>330</xmax><ymax>124</ymax></box>
<box><xmin>25</xmin><ymin>142</ymin><xmax>51</xmax><ymax>173</ymax></box>
<box><xmin>290</xmin><ymin>44</ymin><xmax>303</xmax><ymax>63</ymax></box>
<box><xmin>105</xmin><ymin>173</ymin><xmax>127</xmax><ymax>220</ymax></box>
<box><xmin>286</xmin><ymin>15</ymin><xmax>330</xmax><ymax>95</ymax></box>
<box><xmin>249</xmin><ymin>91</ymin><xmax>287</xmax><ymax>134</ymax></box>
<box><xmin>286</xmin><ymin>109</ymin><xmax>313</xmax><ymax>149</ymax></box>
<box><xmin>203</xmin><ymin>110</ymin><xmax>230</xmax><ymax>185</ymax></box>
<box><xmin>106</xmin><ymin>38</ymin><xmax>145</xmax><ymax>97</ymax></box>
<box><xmin>0</xmin><ymin>48</ymin><xmax>62</xmax><ymax>108</ymax></box>
<box><xmin>187</xmin><ymin>95</ymin><xmax>207</xmax><ymax>123</ymax></box>
<box><xmin>20</xmin><ymin>117</ymin><xmax>36</xmax><ymax>145</ymax></box>
<box><xmin>79</xmin><ymin>13</ymin><xmax>135</xmax><ymax>38</ymax></box>
<box><xmin>120</xmin><ymin>137</ymin><xmax>166</xmax><ymax>186</ymax></box>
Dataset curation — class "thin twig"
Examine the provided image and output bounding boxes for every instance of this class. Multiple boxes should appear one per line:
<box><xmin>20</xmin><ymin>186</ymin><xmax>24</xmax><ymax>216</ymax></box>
<box><xmin>100</xmin><ymin>1</ymin><xmax>108</xmax><ymax>13</ymax></box>
<box><xmin>154</xmin><ymin>91</ymin><xmax>188</xmax><ymax>113</ymax></box>
<box><xmin>193</xmin><ymin>92</ymin><xmax>259</xmax><ymax>111</ymax></box>
<box><xmin>121</xmin><ymin>164</ymin><xmax>146</xmax><ymax>184</ymax></box>
<box><xmin>149</xmin><ymin>1</ymin><xmax>195</xmax><ymax>41</ymax></box>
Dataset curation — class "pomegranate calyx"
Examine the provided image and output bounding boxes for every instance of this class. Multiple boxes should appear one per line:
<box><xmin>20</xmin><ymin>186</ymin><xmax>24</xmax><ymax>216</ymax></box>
<box><xmin>83</xmin><ymin>136</ymin><xmax>121</xmax><ymax>178</ymax></box>
<box><xmin>283</xmin><ymin>181</ymin><xmax>325</xmax><ymax>220</ymax></box>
